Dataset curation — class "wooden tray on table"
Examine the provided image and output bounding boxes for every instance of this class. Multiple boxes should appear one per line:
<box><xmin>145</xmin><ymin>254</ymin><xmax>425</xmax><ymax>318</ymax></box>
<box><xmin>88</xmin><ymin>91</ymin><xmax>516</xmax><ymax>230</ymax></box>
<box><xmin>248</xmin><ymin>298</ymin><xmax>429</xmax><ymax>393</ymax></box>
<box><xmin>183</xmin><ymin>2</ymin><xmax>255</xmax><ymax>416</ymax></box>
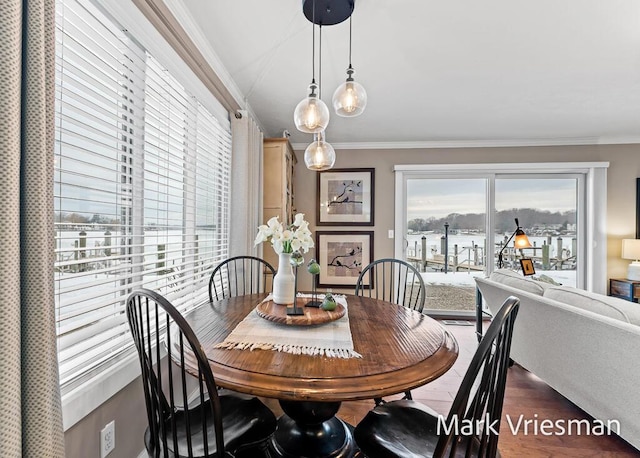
<box><xmin>256</xmin><ymin>299</ymin><xmax>345</xmax><ymax>326</ymax></box>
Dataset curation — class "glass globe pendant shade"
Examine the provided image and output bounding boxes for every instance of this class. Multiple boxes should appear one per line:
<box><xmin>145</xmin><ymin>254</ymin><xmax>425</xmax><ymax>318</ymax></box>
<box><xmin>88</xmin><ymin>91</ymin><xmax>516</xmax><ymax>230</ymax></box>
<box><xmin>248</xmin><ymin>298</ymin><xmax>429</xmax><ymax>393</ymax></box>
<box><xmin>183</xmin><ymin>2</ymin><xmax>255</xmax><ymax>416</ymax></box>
<box><xmin>304</xmin><ymin>132</ymin><xmax>335</xmax><ymax>171</ymax></box>
<box><xmin>332</xmin><ymin>66</ymin><xmax>367</xmax><ymax>117</ymax></box>
<box><xmin>294</xmin><ymin>82</ymin><xmax>330</xmax><ymax>133</ymax></box>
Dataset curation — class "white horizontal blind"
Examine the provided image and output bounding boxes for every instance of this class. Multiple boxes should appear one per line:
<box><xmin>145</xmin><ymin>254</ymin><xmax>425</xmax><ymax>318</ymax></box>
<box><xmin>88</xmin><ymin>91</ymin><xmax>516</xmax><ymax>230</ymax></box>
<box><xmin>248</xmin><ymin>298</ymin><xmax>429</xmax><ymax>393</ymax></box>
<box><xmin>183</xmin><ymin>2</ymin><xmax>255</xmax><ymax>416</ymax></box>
<box><xmin>54</xmin><ymin>0</ymin><xmax>231</xmax><ymax>395</ymax></box>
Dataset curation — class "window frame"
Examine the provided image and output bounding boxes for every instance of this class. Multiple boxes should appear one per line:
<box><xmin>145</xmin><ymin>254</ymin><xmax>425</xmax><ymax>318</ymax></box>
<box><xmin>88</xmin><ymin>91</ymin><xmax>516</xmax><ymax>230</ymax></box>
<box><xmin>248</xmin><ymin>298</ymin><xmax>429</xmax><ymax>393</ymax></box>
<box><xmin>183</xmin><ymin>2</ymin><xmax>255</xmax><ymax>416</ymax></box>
<box><xmin>394</xmin><ymin>162</ymin><xmax>609</xmax><ymax>294</ymax></box>
<box><xmin>56</xmin><ymin>0</ymin><xmax>232</xmax><ymax>430</ymax></box>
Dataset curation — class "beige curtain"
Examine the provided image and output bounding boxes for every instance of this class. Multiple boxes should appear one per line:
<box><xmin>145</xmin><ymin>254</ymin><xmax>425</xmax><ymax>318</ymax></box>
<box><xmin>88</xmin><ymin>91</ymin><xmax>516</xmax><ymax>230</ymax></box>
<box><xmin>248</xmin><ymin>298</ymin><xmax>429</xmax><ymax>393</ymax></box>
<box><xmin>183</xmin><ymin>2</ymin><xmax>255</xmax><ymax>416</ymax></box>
<box><xmin>0</xmin><ymin>0</ymin><xmax>65</xmax><ymax>456</ymax></box>
<box><xmin>229</xmin><ymin>111</ymin><xmax>264</xmax><ymax>257</ymax></box>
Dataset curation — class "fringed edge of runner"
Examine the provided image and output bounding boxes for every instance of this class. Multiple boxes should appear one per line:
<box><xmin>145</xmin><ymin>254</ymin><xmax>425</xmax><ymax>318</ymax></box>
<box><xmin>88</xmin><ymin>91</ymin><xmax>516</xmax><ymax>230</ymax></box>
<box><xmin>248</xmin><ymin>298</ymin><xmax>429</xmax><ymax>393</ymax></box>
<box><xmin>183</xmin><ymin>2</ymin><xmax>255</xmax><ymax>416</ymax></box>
<box><xmin>213</xmin><ymin>341</ymin><xmax>362</xmax><ymax>359</ymax></box>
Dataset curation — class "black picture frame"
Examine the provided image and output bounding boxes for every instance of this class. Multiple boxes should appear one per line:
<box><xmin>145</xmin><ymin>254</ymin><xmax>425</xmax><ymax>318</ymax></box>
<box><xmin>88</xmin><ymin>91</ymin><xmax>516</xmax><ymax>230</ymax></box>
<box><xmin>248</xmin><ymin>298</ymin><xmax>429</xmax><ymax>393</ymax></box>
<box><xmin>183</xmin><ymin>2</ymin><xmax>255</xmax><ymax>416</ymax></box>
<box><xmin>636</xmin><ymin>178</ymin><xmax>639</xmax><ymax>239</ymax></box>
<box><xmin>315</xmin><ymin>231</ymin><xmax>374</xmax><ymax>288</ymax></box>
<box><xmin>316</xmin><ymin>168</ymin><xmax>375</xmax><ymax>226</ymax></box>
<box><xmin>520</xmin><ymin>258</ymin><xmax>535</xmax><ymax>276</ymax></box>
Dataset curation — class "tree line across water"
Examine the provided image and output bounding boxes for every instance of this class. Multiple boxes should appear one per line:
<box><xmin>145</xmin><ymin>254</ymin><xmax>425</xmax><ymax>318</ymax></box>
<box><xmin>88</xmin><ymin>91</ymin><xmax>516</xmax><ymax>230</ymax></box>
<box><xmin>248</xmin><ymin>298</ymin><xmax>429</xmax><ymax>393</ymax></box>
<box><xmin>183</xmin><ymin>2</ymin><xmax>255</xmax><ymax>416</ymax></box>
<box><xmin>408</xmin><ymin>208</ymin><xmax>576</xmax><ymax>234</ymax></box>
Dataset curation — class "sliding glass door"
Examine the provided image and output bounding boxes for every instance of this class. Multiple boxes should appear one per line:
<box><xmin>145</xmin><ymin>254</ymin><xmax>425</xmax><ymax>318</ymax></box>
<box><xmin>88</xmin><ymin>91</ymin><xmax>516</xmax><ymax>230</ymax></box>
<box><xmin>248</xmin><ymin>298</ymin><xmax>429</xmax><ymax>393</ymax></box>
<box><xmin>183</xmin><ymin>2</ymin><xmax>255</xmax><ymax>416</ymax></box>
<box><xmin>495</xmin><ymin>176</ymin><xmax>580</xmax><ymax>287</ymax></box>
<box><xmin>406</xmin><ymin>178</ymin><xmax>487</xmax><ymax>315</ymax></box>
<box><xmin>395</xmin><ymin>164</ymin><xmax>596</xmax><ymax>317</ymax></box>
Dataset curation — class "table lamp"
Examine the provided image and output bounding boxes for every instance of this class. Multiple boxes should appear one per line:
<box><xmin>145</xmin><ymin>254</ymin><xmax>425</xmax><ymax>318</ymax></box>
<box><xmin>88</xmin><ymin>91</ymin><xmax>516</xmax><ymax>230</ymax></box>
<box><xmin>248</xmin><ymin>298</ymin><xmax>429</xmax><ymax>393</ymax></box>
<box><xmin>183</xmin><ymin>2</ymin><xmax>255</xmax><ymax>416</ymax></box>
<box><xmin>497</xmin><ymin>218</ymin><xmax>532</xmax><ymax>269</ymax></box>
<box><xmin>621</xmin><ymin>239</ymin><xmax>640</xmax><ymax>281</ymax></box>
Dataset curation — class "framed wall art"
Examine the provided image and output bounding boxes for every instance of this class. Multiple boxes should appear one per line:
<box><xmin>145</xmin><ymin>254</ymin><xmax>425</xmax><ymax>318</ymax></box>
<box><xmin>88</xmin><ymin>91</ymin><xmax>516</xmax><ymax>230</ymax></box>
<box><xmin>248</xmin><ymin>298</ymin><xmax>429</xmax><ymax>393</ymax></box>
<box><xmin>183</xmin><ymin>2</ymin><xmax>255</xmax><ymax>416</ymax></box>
<box><xmin>315</xmin><ymin>231</ymin><xmax>374</xmax><ymax>289</ymax></box>
<box><xmin>316</xmin><ymin>168</ymin><xmax>374</xmax><ymax>226</ymax></box>
<box><xmin>520</xmin><ymin>258</ymin><xmax>535</xmax><ymax>276</ymax></box>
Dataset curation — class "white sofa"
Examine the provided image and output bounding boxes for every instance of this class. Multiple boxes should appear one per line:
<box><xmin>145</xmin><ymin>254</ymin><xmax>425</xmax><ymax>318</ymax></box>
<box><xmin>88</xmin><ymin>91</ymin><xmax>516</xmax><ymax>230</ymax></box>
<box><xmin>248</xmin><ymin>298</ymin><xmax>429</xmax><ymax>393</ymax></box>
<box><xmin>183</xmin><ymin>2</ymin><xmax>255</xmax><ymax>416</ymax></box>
<box><xmin>475</xmin><ymin>269</ymin><xmax>640</xmax><ymax>451</ymax></box>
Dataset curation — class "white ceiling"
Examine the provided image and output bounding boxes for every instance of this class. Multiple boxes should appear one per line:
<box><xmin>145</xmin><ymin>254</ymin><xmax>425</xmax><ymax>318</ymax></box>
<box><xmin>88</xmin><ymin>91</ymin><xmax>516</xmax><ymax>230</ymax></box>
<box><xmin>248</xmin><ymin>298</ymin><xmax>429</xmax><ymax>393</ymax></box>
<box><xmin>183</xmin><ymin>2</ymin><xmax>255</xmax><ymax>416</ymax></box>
<box><xmin>171</xmin><ymin>0</ymin><xmax>640</xmax><ymax>149</ymax></box>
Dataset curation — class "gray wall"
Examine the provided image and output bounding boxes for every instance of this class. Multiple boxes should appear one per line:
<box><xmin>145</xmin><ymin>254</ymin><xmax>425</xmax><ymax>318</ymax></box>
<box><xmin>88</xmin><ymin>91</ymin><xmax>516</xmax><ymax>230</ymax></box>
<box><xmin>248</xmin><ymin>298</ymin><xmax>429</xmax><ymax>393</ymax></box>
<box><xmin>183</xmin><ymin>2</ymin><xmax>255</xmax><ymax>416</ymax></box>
<box><xmin>64</xmin><ymin>378</ymin><xmax>146</xmax><ymax>457</ymax></box>
<box><xmin>63</xmin><ymin>143</ymin><xmax>640</xmax><ymax>456</ymax></box>
<box><xmin>293</xmin><ymin>143</ymin><xmax>640</xmax><ymax>291</ymax></box>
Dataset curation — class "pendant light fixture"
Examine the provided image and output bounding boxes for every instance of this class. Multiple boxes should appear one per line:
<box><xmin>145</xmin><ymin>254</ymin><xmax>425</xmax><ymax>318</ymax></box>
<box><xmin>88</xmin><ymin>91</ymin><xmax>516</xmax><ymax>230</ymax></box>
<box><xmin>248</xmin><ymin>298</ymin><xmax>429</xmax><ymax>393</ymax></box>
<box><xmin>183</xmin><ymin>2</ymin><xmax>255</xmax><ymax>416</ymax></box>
<box><xmin>297</xmin><ymin>0</ymin><xmax>356</xmax><ymax>171</ymax></box>
<box><xmin>293</xmin><ymin>80</ymin><xmax>329</xmax><ymax>133</ymax></box>
<box><xmin>332</xmin><ymin>16</ymin><xmax>367</xmax><ymax>117</ymax></box>
<box><xmin>304</xmin><ymin>131</ymin><xmax>336</xmax><ymax>171</ymax></box>
<box><xmin>294</xmin><ymin>1</ymin><xmax>330</xmax><ymax>134</ymax></box>
<box><xmin>304</xmin><ymin>25</ymin><xmax>335</xmax><ymax>171</ymax></box>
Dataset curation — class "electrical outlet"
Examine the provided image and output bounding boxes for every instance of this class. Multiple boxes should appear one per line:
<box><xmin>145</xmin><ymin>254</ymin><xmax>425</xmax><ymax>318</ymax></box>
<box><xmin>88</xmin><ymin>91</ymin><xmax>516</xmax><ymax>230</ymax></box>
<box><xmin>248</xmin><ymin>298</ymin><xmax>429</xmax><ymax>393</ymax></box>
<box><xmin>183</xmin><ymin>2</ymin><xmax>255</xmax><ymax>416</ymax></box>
<box><xmin>100</xmin><ymin>421</ymin><xmax>115</xmax><ymax>458</ymax></box>
<box><xmin>388</xmin><ymin>229</ymin><xmax>394</xmax><ymax>239</ymax></box>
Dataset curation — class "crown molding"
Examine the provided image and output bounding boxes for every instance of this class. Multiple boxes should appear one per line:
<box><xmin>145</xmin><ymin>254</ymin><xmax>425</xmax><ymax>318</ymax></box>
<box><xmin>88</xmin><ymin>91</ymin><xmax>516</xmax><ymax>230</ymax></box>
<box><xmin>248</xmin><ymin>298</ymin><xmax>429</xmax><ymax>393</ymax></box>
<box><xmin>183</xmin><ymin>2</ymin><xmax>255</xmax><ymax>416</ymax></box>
<box><xmin>596</xmin><ymin>135</ymin><xmax>640</xmax><ymax>145</ymax></box>
<box><xmin>160</xmin><ymin>0</ymin><xmax>244</xmax><ymax>108</ymax></box>
<box><xmin>158</xmin><ymin>1</ymin><xmax>268</xmax><ymax>131</ymax></box>
<box><xmin>131</xmin><ymin>0</ymin><xmax>239</xmax><ymax>113</ymax></box>
<box><xmin>291</xmin><ymin>136</ymin><xmax>640</xmax><ymax>151</ymax></box>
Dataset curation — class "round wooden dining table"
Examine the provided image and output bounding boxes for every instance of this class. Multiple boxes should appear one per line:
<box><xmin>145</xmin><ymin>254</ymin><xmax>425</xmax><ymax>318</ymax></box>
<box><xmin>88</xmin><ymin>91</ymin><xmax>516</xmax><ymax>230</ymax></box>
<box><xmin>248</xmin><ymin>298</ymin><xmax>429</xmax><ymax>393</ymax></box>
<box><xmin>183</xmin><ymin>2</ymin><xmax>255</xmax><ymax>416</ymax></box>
<box><xmin>182</xmin><ymin>293</ymin><xmax>458</xmax><ymax>458</ymax></box>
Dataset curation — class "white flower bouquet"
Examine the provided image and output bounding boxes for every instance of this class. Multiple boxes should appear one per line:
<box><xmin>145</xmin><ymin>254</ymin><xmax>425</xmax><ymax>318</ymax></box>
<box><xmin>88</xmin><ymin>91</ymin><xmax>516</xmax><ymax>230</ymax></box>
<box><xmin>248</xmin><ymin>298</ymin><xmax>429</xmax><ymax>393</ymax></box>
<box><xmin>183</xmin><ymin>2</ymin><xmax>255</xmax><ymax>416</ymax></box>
<box><xmin>254</xmin><ymin>213</ymin><xmax>314</xmax><ymax>254</ymax></box>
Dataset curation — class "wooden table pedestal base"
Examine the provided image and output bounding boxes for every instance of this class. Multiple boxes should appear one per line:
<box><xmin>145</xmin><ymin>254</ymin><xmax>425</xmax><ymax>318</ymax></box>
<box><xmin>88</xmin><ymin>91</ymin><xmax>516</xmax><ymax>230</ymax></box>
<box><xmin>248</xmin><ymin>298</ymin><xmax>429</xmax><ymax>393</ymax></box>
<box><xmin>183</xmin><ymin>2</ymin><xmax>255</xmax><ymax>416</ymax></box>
<box><xmin>270</xmin><ymin>401</ymin><xmax>358</xmax><ymax>458</ymax></box>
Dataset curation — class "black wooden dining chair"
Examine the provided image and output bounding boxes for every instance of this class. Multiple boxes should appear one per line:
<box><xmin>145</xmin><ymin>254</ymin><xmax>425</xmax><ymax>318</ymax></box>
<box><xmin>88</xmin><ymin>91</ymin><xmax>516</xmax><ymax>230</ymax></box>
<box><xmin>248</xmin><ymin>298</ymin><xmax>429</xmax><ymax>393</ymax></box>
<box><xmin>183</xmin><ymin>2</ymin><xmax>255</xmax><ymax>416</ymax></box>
<box><xmin>355</xmin><ymin>258</ymin><xmax>426</xmax><ymax>312</ymax></box>
<box><xmin>126</xmin><ymin>288</ymin><xmax>277</xmax><ymax>458</ymax></box>
<box><xmin>354</xmin><ymin>296</ymin><xmax>520</xmax><ymax>458</ymax></box>
<box><xmin>209</xmin><ymin>256</ymin><xmax>275</xmax><ymax>301</ymax></box>
<box><xmin>355</xmin><ymin>258</ymin><xmax>427</xmax><ymax>404</ymax></box>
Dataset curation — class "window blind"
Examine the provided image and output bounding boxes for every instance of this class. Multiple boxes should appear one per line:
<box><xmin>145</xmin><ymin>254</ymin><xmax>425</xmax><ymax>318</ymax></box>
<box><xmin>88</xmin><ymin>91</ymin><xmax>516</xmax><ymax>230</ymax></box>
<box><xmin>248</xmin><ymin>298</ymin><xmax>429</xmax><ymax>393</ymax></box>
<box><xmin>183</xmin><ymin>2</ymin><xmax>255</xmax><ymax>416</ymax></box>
<box><xmin>54</xmin><ymin>0</ymin><xmax>231</xmax><ymax>395</ymax></box>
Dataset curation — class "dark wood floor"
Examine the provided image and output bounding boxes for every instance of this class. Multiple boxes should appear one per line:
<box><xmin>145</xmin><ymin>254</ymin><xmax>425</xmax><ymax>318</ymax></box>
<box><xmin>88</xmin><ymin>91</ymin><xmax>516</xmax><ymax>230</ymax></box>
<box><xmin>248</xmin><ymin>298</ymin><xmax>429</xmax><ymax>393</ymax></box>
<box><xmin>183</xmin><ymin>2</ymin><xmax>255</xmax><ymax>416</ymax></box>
<box><xmin>263</xmin><ymin>322</ymin><xmax>640</xmax><ymax>457</ymax></box>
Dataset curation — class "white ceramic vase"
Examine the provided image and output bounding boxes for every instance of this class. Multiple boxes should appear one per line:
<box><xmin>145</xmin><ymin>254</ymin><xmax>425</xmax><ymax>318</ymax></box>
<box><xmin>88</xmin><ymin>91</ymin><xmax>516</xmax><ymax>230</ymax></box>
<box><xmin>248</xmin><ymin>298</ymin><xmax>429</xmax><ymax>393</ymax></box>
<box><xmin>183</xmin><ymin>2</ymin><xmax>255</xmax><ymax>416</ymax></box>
<box><xmin>272</xmin><ymin>252</ymin><xmax>295</xmax><ymax>304</ymax></box>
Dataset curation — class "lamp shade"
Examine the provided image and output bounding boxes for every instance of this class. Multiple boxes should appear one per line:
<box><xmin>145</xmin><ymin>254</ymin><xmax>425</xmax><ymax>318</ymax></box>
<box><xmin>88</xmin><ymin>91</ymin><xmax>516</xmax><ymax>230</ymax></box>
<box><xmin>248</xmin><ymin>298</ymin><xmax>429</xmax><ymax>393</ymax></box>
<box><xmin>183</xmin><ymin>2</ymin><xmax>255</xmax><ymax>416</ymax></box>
<box><xmin>621</xmin><ymin>239</ymin><xmax>640</xmax><ymax>260</ymax></box>
<box><xmin>622</xmin><ymin>239</ymin><xmax>640</xmax><ymax>281</ymax></box>
<box><xmin>304</xmin><ymin>132</ymin><xmax>335</xmax><ymax>171</ymax></box>
<box><xmin>332</xmin><ymin>76</ymin><xmax>367</xmax><ymax>117</ymax></box>
<box><xmin>294</xmin><ymin>83</ymin><xmax>330</xmax><ymax>134</ymax></box>
<box><xmin>513</xmin><ymin>230</ymin><xmax>532</xmax><ymax>249</ymax></box>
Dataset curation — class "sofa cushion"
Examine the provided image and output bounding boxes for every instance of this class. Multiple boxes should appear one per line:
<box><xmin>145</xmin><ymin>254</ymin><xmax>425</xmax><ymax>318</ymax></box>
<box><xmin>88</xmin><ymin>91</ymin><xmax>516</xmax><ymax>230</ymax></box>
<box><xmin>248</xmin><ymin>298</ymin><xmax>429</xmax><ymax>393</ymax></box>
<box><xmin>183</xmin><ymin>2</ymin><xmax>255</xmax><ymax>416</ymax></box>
<box><xmin>489</xmin><ymin>269</ymin><xmax>547</xmax><ymax>295</ymax></box>
<box><xmin>543</xmin><ymin>286</ymin><xmax>640</xmax><ymax>325</ymax></box>
<box><xmin>531</xmin><ymin>274</ymin><xmax>562</xmax><ymax>286</ymax></box>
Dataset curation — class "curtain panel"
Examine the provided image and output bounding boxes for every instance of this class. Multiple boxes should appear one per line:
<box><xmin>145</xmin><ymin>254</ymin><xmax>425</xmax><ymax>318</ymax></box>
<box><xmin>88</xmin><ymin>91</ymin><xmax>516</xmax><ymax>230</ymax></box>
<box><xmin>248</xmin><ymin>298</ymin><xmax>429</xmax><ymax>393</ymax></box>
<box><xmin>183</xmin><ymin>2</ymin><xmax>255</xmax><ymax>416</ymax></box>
<box><xmin>0</xmin><ymin>0</ymin><xmax>65</xmax><ymax>456</ymax></box>
<box><xmin>230</xmin><ymin>111</ymin><xmax>263</xmax><ymax>257</ymax></box>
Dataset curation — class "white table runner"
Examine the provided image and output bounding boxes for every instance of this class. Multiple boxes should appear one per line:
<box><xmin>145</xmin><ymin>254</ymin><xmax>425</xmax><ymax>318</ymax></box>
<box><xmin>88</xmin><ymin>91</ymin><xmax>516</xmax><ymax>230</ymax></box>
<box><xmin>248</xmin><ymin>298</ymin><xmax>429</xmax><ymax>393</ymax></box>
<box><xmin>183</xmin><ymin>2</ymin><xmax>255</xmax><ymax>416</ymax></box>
<box><xmin>214</xmin><ymin>294</ymin><xmax>362</xmax><ymax>358</ymax></box>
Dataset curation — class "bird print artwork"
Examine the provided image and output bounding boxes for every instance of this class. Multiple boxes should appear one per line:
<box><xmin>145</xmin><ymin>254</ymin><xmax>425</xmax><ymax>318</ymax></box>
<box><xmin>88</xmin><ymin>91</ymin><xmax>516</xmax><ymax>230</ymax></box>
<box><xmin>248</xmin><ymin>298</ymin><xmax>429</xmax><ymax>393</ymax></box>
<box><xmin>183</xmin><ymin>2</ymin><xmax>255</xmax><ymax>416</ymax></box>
<box><xmin>327</xmin><ymin>180</ymin><xmax>363</xmax><ymax>215</ymax></box>
<box><xmin>327</xmin><ymin>243</ymin><xmax>363</xmax><ymax>276</ymax></box>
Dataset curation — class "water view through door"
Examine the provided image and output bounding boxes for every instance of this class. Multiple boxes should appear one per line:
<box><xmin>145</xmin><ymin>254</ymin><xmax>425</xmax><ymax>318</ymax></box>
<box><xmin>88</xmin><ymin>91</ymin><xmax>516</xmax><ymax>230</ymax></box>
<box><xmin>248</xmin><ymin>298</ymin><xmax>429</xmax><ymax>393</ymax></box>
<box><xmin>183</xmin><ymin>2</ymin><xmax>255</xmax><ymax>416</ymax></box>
<box><xmin>495</xmin><ymin>177</ymin><xmax>579</xmax><ymax>287</ymax></box>
<box><xmin>405</xmin><ymin>175</ymin><xmax>580</xmax><ymax>316</ymax></box>
<box><xmin>406</xmin><ymin>178</ymin><xmax>487</xmax><ymax>315</ymax></box>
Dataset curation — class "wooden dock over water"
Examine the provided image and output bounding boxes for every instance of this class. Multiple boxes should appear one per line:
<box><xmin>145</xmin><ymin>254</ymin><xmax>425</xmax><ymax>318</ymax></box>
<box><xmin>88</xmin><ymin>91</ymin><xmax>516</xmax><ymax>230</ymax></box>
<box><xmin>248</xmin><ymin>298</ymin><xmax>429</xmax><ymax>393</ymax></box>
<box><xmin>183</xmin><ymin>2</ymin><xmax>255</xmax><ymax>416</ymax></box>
<box><xmin>406</xmin><ymin>232</ymin><xmax>577</xmax><ymax>273</ymax></box>
<box><xmin>407</xmin><ymin>250</ymin><xmax>576</xmax><ymax>273</ymax></box>
<box><xmin>406</xmin><ymin>256</ymin><xmax>484</xmax><ymax>272</ymax></box>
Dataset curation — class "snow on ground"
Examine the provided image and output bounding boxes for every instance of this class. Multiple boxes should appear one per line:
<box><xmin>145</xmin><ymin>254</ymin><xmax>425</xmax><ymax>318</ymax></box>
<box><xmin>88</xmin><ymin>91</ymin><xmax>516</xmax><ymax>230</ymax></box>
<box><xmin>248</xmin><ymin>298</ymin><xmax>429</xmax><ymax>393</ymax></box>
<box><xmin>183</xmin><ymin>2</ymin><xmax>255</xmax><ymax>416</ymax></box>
<box><xmin>421</xmin><ymin>269</ymin><xmax>577</xmax><ymax>287</ymax></box>
<box><xmin>421</xmin><ymin>271</ymin><xmax>482</xmax><ymax>287</ymax></box>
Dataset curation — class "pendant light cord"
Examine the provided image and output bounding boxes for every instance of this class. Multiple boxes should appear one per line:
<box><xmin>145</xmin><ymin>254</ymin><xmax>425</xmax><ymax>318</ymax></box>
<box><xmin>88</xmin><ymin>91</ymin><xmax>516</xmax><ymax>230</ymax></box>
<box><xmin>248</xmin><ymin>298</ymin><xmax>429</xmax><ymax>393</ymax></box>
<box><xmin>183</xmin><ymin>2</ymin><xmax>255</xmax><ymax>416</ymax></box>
<box><xmin>349</xmin><ymin>16</ymin><xmax>352</xmax><ymax>67</ymax></box>
<box><xmin>319</xmin><ymin>24</ymin><xmax>323</xmax><ymax>99</ymax></box>
<box><xmin>311</xmin><ymin>0</ymin><xmax>316</xmax><ymax>83</ymax></box>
